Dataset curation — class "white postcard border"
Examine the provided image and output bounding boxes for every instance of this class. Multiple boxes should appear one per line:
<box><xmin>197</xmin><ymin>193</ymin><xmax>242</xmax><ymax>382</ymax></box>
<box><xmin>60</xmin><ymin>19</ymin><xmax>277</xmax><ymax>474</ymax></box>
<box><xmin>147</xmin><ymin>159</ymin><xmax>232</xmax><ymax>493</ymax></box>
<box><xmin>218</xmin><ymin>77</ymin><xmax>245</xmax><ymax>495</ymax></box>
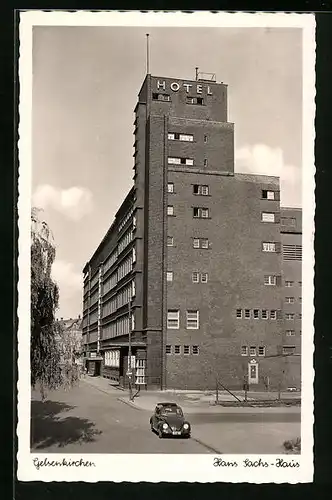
<box><xmin>17</xmin><ymin>10</ymin><xmax>316</xmax><ymax>483</ymax></box>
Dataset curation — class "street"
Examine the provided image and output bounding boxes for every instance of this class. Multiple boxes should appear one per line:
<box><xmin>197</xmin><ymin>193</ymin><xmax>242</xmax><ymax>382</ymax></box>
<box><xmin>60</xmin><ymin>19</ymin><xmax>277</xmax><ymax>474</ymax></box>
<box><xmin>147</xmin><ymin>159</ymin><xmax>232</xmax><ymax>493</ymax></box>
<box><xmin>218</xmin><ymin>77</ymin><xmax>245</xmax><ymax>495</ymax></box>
<box><xmin>31</xmin><ymin>379</ymin><xmax>301</xmax><ymax>454</ymax></box>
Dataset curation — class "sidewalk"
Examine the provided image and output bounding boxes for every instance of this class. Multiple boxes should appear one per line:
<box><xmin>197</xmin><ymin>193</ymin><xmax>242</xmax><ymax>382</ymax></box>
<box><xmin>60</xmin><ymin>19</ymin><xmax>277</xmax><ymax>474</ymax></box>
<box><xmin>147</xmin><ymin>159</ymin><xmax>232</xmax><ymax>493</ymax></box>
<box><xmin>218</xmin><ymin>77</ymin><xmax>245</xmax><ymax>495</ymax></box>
<box><xmin>81</xmin><ymin>376</ymin><xmax>301</xmax><ymax>415</ymax></box>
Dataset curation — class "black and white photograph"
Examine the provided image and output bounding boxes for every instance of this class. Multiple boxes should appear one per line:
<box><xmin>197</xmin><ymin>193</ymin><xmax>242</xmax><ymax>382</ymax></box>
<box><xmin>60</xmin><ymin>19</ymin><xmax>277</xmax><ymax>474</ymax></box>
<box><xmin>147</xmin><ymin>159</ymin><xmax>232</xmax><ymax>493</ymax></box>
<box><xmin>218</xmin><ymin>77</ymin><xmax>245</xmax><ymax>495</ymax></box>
<box><xmin>17</xmin><ymin>11</ymin><xmax>315</xmax><ymax>483</ymax></box>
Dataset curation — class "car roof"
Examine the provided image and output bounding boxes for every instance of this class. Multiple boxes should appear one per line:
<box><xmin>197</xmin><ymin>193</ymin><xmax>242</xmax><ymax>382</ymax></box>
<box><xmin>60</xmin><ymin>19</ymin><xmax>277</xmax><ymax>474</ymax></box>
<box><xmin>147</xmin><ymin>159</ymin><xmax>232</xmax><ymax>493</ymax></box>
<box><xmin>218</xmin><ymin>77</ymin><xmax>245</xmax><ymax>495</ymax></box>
<box><xmin>157</xmin><ymin>402</ymin><xmax>179</xmax><ymax>407</ymax></box>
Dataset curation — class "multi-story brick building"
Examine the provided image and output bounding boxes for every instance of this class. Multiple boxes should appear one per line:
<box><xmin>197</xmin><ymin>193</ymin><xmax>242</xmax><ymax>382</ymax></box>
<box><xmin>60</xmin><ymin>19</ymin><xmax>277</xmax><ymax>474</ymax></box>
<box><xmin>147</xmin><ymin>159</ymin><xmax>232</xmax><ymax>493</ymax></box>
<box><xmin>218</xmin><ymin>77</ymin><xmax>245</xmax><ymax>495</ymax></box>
<box><xmin>280</xmin><ymin>208</ymin><xmax>302</xmax><ymax>389</ymax></box>
<box><xmin>82</xmin><ymin>73</ymin><xmax>302</xmax><ymax>391</ymax></box>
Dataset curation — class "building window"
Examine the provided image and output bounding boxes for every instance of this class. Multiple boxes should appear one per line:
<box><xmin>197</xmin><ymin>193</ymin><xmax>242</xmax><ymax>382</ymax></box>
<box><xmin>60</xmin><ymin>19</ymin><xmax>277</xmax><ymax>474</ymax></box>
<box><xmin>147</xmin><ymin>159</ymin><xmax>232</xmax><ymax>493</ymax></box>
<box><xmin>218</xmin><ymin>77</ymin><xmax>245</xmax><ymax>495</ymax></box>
<box><xmin>285</xmin><ymin>313</ymin><xmax>295</xmax><ymax>320</ymax></box>
<box><xmin>281</xmin><ymin>217</ymin><xmax>296</xmax><ymax>226</ymax></box>
<box><xmin>193</xmin><ymin>237</ymin><xmax>209</xmax><ymax>249</ymax></box>
<box><xmin>193</xmin><ymin>184</ymin><xmax>209</xmax><ymax>195</ymax></box>
<box><xmin>298</xmin><ymin>281</ymin><xmax>302</xmax><ymax>286</ymax></box>
<box><xmin>250</xmin><ymin>346</ymin><xmax>256</xmax><ymax>356</ymax></box>
<box><xmin>166</xmin><ymin>271</ymin><xmax>173</xmax><ymax>282</ymax></box>
<box><xmin>167</xmin><ymin>310</ymin><xmax>179</xmax><ymax>329</ymax></box>
<box><xmin>283</xmin><ymin>346</ymin><xmax>296</xmax><ymax>355</ymax></box>
<box><xmin>167</xmin><ymin>205</ymin><xmax>174</xmax><ymax>216</ymax></box>
<box><xmin>192</xmin><ymin>345</ymin><xmax>199</xmax><ymax>355</ymax></box>
<box><xmin>261</xmin><ymin>310</ymin><xmax>268</xmax><ymax>319</ymax></box>
<box><xmin>264</xmin><ymin>275</ymin><xmax>277</xmax><ymax>286</ymax></box>
<box><xmin>299</xmin><ymin>297</ymin><xmax>302</xmax><ymax>303</ymax></box>
<box><xmin>204</xmin><ymin>135</ymin><xmax>208</xmax><ymax>143</ymax></box>
<box><xmin>168</xmin><ymin>132</ymin><xmax>193</xmax><ymax>142</ymax></box>
<box><xmin>184</xmin><ymin>345</ymin><xmax>190</xmax><ymax>355</ymax></box>
<box><xmin>241</xmin><ymin>346</ymin><xmax>248</xmax><ymax>356</ymax></box>
<box><xmin>152</xmin><ymin>93</ymin><xmax>170</xmax><ymax>101</ymax></box>
<box><xmin>174</xmin><ymin>345</ymin><xmax>181</xmax><ymax>355</ymax></box>
<box><xmin>244</xmin><ymin>309</ymin><xmax>251</xmax><ymax>319</ymax></box>
<box><xmin>262</xmin><ymin>190</ymin><xmax>276</xmax><ymax>200</ymax></box>
<box><xmin>193</xmin><ymin>207</ymin><xmax>209</xmax><ymax>218</ymax></box>
<box><xmin>167</xmin><ymin>236</ymin><xmax>174</xmax><ymax>247</ymax></box>
<box><xmin>192</xmin><ymin>272</ymin><xmax>199</xmax><ymax>283</ymax></box>
<box><xmin>285</xmin><ymin>297</ymin><xmax>295</xmax><ymax>304</ymax></box>
<box><xmin>282</xmin><ymin>244</ymin><xmax>302</xmax><ymax>261</ymax></box>
<box><xmin>262</xmin><ymin>212</ymin><xmax>275</xmax><ymax>223</ymax></box>
<box><xmin>166</xmin><ymin>345</ymin><xmax>172</xmax><ymax>354</ymax></box>
<box><xmin>201</xmin><ymin>272</ymin><xmax>208</xmax><ymax>283</ymax></box>
<box><xmin>253</xmin><ymin>309</ymin><xmax>260</xmax><ymax>319</ymax></box>
<box><xmin>258</xmin><ymin>346</ymin><xmax>266</xmax><ymax>356</ymax></box>
<box><xmin>204</xmin><ymin>159</ymin><xmax>208</xmax><ymax>167</ymax></box>
<box><xmin>286</xmin><ymin>330</ymin><xmax>295</xmax><ymax>336</ymax></box>
<box><xmin>187</xmin><ymin>96</ymin><xmax>204</xmax><ymax>105</ymax></box>
<box><xmin>270</xmin><ymin>310</ymin><xmax>277</xmax><ymax>320</ymax></box>
<box><xmin>168</xmin><ymin>157</ymin><xmax>194</xmax><ymax>166</ymax></box>
<box><xmin>298</xmin><ymin>313</ymin><xmax>302</xmax><ymax>320</ymax></box>
<box><xmin>186</xmin><ymin>310</ymin><xmax>199</xmax><ymax>329</ymax></box>
<box><xmin>262</xmin><ymin>242</ymin><xmax>277</xmax><ymax>252</ymax></box>
<box><xmin>132</xmin><ymin>247</ymin><xmax>136</xmax><ymax>263</ymax></box>
<box><xmin>236</xmin><ymin>309</ymin><xmax>242</xmax><ymax>319</ymax></box>
<box><xmin>168</xmin><ymin>182</ymin><xmax>174</xmax><ymax>193</ymax></box>
<box><xmin>285</xmin><ymin>280</ymin><xmax>294</xmax><ymax>287</ymax></box>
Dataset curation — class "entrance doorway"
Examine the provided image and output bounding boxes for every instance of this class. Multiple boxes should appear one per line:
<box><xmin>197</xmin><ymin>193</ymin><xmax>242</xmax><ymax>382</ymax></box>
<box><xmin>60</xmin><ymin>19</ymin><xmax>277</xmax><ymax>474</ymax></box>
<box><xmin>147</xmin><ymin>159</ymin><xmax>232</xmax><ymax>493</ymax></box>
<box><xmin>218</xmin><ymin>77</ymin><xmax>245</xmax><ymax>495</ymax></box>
<box><xmin>248</xmin><ymin>360</ymin><xmax>258</xmax><ymax>384</ymax></box>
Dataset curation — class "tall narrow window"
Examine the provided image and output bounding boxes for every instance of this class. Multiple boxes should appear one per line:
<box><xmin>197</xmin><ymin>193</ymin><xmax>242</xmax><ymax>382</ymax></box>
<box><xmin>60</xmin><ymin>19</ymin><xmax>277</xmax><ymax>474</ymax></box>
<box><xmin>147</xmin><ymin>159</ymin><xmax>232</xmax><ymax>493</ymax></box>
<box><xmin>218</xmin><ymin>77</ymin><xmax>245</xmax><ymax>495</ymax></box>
<box><xmin>236</xmin><ymin>309</ymin><xmax>242</xmax><ymax>319</ymax></box>
<box><xmin>167</xmin><ymin>205</ymin><xmax>174</xmax><ymax>216</ymax></box>
<box><xmin>192</xmin><ymin>272</ymin><xmax>199</xmax><ymax>283</ymax></box>
<box><xmin>270</xmin><ymin>310</ymin><xmax>277</xmax><ymax>320</ymax></box>
<box><xmin>204</xmin><ymin>135</ymin><xmax>208</xmax><ymax>143</ymax></box>
<box><xmin>241</xmin><ymin>346</ymin><xmax>248</xmax><ymax>356</ymax></box>
<box><xmin>167</xmin><ymin>236</ymin><xmax>174</xmax><ymax>247</ymax></box>
<box><xmin>186</xmin><ymin>310</ymin><xmax>199</xmax><ymax>329</ymax></box>
<box><xmin>201</xmin><ymin>272</ymin><xmax>208</xmax><ymax>283</ymax></box>
<box><xmin>204</xmin><ymin>159</ymin><xmax>208</xmax><ymax>167</ymax></box>
<box><xmin>253</xmin><ymin>309</ymin><xmax>260</xmax><ymax>319</ymax></box>
<box><xmin>166</xmin><ymin>345</ymin><xmax>172</xmax><ymax>354</ymax></box>
<box><xmin>250</xmin><ymin>346</ymin><xmax>256</xmax><ymax>356</ymax></box>
<box><xmin>174</xmin><ymin>345</ymin><xmax>181</xmax><ymax>354</ymax></box>
<box><xmin>166</xmin><ymin>271</ymin><xmax>173</xmax><ymax>282</ymax></box>
<box><xmin>192</xmin><ymin>345</ymin><xmax>199</xmax><ymax>355</ymax></box>
<box><xmin>184</xmin><ymin>345</ymin><xmax>190</xmax><ymax>355</ymax></box>
<box><xmin>244</xmin><ymin>309</ymin><xmax>251</xmax><ymax>319</ymax></box>
<box><xmin>167</xmin><ymin>182</ymin><xmax>174</xmax><ymax>193</ymax></box>
<box><xmin>258</xmin><ymin>346</ymin><xmax>266</xmax><ymax>356</ymax></box>
<box><xmin>261</xmin><ymin>310</ymin><xmax>268</xmax><ymax>319</ymax></box>
<box><xmin>167</xmin><ymin>310</ymin><xmax>179</xmax><ymax>329</ymax></box>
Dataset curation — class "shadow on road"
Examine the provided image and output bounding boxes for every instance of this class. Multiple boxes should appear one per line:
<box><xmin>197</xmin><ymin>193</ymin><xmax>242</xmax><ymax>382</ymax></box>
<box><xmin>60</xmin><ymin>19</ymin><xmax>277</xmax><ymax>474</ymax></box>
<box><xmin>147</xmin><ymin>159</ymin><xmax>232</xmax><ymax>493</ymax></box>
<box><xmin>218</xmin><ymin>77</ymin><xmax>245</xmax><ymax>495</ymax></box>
<box><xmin>31</xmin><ymin>399</ymin><xmax>102</xmax><ymax>450</ymax></box>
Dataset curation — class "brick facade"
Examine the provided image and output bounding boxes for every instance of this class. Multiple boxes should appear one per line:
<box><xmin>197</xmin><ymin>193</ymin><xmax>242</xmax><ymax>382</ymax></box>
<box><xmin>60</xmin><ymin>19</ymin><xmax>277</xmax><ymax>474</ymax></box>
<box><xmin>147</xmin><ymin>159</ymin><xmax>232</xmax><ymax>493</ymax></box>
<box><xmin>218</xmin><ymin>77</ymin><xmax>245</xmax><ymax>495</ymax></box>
<box><xmin>82</xmin><ymin>73</ymin><xmax>302</xmax><ymax>391</ymax></box>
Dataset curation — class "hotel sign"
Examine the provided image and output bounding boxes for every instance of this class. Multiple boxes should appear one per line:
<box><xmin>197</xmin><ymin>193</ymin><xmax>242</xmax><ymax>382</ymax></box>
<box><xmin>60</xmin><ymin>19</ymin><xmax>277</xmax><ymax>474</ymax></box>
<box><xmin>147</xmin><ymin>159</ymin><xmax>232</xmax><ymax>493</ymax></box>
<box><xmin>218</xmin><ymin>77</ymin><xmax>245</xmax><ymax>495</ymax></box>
<box><xmin>156</xmin><ymin>80</ymin><xmax>213</xmax><ymax>95</ymax></box>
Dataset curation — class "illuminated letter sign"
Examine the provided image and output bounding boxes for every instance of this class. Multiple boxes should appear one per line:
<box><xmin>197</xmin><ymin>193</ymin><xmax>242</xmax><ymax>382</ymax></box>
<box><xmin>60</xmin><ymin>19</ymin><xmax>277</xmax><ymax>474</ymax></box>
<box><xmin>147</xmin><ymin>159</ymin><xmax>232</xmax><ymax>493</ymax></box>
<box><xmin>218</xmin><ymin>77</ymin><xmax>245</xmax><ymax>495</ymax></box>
<box><xmin>183</xmin><ymin>83</ymin><xmax>192</xmax><ymax>93</ymax></box>
<box><xmin>207</xmin><ymin>86</ymin><xmax>212</xmax><ymax>95</ymax></box>
<box><xmin>196</xmin><ymin>84</ymin><xmax>203</xmax><ymax>94</ymax></box>
<box><xmin>170</xmin><ymin>82</ymin><xmax>180</xmax><ymax>92</ymax></box>
<box><xmin>157</xmin><ymin>80</ymin><xmax>166</xmax><ymax>90</ymax></box>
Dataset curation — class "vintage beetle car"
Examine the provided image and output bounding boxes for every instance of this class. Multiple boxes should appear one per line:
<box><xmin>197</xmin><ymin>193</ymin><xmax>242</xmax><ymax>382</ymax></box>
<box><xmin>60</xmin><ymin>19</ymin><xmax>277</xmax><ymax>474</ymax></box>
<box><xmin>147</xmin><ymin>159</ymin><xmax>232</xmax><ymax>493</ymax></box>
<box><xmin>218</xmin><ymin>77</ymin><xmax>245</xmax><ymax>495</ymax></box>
<box><xmin>149</xmin><ymin>402</ymin><xmax>191</xmax><ymax>438</ymax></box>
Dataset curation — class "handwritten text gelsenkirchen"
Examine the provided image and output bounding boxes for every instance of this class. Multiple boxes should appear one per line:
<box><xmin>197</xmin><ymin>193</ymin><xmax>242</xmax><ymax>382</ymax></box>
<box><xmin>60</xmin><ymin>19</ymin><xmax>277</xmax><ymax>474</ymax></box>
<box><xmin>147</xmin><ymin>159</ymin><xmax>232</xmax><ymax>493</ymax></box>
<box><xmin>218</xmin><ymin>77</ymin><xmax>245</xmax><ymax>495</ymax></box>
<box><xmin>33</xmin><ymin>457</ymin><xmax>96</xmax><ymax>470</ymax></box>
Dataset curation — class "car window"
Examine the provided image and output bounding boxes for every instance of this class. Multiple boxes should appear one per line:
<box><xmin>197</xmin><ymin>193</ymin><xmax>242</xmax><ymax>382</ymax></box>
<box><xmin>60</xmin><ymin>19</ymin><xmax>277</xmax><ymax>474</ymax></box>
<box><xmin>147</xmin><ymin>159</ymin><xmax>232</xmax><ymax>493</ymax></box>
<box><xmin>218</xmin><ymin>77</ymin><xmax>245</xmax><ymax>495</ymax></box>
<box><xmin>160</xmin><ymin>407</ymin><xmax>183</xmax><ymax>416</ymax></box>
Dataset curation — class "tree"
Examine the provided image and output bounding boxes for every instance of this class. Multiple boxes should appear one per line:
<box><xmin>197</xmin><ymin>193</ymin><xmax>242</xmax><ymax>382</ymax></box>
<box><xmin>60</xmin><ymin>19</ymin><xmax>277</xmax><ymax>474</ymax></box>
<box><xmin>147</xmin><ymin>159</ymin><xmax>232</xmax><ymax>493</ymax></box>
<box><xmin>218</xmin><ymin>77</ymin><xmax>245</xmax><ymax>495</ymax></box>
<box><xmin>31</xmin><ymin>208</ymin><xmax>78</xmax><ymax>398</ymax></box>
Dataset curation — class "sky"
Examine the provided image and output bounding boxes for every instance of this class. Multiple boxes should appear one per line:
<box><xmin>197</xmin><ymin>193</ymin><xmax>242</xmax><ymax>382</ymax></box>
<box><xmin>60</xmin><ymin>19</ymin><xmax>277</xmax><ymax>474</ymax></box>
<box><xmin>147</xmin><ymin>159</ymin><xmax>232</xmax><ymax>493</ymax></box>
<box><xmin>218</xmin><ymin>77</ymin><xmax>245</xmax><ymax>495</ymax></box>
<box><xmin>32</xmin><ymin>26</ymin><xmax>303</xmax><ymax>319</ymax></box>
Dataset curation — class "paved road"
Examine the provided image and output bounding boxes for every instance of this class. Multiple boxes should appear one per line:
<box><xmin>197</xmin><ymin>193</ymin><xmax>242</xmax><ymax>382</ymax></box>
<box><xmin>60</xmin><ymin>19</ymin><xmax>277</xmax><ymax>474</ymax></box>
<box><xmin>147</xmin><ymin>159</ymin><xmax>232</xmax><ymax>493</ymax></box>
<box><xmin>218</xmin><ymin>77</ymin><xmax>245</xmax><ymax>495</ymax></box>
<box><xmin>31</xmin><ymin>382</ymin><xmax>211</xmax><ymax>454</ymax></box>
<box><xmin>31</xmin><ymin>380</ymin><xmax>300</xmax><ymax>454</ymax></box>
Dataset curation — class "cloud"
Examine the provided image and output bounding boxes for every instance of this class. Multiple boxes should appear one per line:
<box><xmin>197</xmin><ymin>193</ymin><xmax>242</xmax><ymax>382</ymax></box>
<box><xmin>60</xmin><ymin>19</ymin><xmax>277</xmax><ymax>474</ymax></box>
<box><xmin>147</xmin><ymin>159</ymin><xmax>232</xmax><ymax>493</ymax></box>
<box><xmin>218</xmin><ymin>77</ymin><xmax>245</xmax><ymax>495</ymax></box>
<box><xmin>33</xmin><ymin>184</ymin><xmax>93</xmax><ymax>221</ymax></box>
<box><xmin>52</xmin><ymin>259</ymin><xmax>82</xmax><ymax>293</ymax></box>
<box><xmin>235</xmin><ymin>144</ymin><xmax>302</xmax><ymax>207</ymax></box>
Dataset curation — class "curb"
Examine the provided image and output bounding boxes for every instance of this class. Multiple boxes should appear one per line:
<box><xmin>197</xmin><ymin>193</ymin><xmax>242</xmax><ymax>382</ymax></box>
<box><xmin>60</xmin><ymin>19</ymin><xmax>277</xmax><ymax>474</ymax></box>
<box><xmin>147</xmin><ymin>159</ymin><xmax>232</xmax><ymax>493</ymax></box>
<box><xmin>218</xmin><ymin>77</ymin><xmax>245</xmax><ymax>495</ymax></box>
<box><xmin>117</xmin><ymin>397</ymin><xmax>144</xmax><ymax>411</ymax></box>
